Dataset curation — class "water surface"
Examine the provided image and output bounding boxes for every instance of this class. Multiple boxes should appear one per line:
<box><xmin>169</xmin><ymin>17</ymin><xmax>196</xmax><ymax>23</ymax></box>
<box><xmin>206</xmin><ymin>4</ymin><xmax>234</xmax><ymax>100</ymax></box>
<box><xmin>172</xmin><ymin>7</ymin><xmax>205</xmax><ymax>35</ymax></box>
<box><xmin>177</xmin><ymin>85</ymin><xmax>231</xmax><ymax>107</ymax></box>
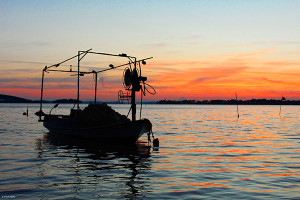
<box><xmin>0</xmin><ymin>103</ymin><xmax>299</xmax><ymax>199</ymax></box>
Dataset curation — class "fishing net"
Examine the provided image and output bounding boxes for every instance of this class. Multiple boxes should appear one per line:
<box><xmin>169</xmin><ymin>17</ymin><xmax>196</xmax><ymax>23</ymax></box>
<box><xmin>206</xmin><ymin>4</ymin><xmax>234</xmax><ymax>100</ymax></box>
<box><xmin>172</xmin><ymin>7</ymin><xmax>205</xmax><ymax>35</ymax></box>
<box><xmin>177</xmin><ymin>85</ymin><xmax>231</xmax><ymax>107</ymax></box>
<box><xmin>71</xmin><ymin>103</ymin><xmax>130</xmax><ymax>127</ymax></box>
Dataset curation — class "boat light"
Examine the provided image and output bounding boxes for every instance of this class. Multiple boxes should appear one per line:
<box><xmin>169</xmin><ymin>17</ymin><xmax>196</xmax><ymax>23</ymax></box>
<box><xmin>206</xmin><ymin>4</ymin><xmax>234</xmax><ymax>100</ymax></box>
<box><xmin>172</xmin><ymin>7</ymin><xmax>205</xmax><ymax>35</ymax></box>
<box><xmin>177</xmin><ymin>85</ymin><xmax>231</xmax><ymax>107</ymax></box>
<box><xmin>119</xmin><ymin>53</ymin><xmax>127</xmax><ymax>57</ymax></box>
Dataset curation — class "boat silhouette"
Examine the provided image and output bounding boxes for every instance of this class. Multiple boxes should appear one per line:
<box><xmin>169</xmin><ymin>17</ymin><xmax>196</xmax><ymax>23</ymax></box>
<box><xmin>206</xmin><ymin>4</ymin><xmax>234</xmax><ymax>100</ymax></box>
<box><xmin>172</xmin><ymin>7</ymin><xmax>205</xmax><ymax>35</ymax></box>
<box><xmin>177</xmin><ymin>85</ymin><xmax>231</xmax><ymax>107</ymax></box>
<box><xmin>36</xmin><ymin>49</ymin><xmax>156</xmax><ymax>143</ymax></box>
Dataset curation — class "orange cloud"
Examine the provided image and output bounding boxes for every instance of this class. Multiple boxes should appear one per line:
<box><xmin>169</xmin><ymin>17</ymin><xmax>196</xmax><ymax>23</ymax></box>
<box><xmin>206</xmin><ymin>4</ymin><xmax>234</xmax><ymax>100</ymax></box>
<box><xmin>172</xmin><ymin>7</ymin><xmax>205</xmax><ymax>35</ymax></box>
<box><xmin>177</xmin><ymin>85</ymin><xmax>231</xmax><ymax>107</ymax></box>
<box><xmin>1</xmin><ymin>48</ymin><xmax>300</xmax><ymax>101</ymax></box>
<box><xmin>147</xmin><ymin>55</ymin><xmax>300</xmax><ymax>100</ymax></box>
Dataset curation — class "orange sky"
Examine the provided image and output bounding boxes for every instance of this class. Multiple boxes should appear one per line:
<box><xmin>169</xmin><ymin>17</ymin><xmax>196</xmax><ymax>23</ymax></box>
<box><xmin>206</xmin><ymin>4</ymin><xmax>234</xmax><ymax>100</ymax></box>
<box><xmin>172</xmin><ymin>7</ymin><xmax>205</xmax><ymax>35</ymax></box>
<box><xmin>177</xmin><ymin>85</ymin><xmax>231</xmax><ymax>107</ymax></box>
<box><xmin>1</xmin><ymin>47</ymin><xmax>299</xmax><ymax>101</ymax></box>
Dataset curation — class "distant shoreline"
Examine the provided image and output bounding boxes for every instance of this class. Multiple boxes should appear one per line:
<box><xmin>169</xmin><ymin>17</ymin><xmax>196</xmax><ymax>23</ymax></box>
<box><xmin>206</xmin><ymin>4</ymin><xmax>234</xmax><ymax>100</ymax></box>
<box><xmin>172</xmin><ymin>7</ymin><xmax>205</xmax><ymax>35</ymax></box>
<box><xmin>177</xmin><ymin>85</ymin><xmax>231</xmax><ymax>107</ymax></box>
<box><xmin>157</xmin><ymin>99</ymin><xmax>300</xmax><ymax>105</ymax></box>
<box><xmin>1</xmin><ymin>94</ymin><xmax>300</xmax><ymax>105</ymax></box>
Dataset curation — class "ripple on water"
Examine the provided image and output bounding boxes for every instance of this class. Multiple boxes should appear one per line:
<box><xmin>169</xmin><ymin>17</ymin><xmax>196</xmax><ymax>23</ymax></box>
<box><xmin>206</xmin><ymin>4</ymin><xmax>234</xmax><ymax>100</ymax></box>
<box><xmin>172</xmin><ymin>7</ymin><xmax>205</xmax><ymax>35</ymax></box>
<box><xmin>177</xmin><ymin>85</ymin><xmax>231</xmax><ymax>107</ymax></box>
<box><xmin>0</xmin><ymin>104</ymin><xmax>300</xmax><ymax>199</ymax></box>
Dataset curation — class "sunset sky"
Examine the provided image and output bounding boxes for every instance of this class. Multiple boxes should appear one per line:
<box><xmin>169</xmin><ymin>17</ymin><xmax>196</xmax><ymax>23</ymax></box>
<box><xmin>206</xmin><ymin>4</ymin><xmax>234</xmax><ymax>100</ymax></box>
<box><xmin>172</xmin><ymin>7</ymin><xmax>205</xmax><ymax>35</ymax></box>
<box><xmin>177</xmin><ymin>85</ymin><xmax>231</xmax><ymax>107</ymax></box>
<box><xmin>1</xmin><ymin>0</ymin><xmax>299</xmax><ymax>101</ymax></box>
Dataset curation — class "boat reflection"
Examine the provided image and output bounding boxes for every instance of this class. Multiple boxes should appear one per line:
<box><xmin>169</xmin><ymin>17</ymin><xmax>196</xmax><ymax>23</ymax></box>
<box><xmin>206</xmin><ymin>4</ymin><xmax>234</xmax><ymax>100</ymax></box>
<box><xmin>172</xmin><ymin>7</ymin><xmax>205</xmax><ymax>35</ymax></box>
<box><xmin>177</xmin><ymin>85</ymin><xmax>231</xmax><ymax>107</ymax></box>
<box><xmin>36</xmin><ymin>132</ymin><xmax>153</xmax><ymax>199</ymax></box>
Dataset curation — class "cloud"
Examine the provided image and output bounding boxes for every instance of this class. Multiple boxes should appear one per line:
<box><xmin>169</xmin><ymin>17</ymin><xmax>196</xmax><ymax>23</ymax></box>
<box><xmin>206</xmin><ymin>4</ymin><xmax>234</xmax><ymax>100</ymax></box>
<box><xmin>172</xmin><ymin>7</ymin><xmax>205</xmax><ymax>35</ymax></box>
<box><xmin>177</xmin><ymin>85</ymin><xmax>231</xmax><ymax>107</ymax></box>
<box><xmin>263</xmin><ymin>60</ymin><xmax>300</xmax><ymax>67</ymax></box>
<box><xmin>211</xmin><ymin>48</ymin><xmax>277</xmax><ymax>58</ymax></box>
<box><xmin>237</xmin><ymin>48</ymin><xmax>277</xmax><ymax>57</ymax></box>
<box><xmin>258</xmin><ymin>77</ymin><xmax>284</xmax><ymax>84</ymax></box>
<box><xmin>0</xmin><ymin>78</ymin><xmax>17</xmax><ymax>82</ymax></box>
<box><xmin>0</xmin><ymin>60</ymin><xmax>48</xmax><ymax>65</ymax></box>
<box><xmin>148</xmin><ymin>56</ymin><xmax>300</xmax><ymax>100</ymax></box>
<box><xmin>147</xmin><ymin>48</ymin><xmax>277</xmax><ymax>71</ymax></box>
<box><xmin>194</xmin><ymin>77</ymin><xmax>218</xmax><ymax>82</ymax></box>
<box><xmin>2</xmin><ymin>84</ymin><xmax>41</xmax><ymax>89</ymax></box>
<box><xmin>1</xmin><ymin>45</ymin><xmax>300</xmax><ymax>100</ymax></box>
<box><xmin>189</xmin><ymin>66</ymin><xmax>249</xmax><ymax>83</ymax></box>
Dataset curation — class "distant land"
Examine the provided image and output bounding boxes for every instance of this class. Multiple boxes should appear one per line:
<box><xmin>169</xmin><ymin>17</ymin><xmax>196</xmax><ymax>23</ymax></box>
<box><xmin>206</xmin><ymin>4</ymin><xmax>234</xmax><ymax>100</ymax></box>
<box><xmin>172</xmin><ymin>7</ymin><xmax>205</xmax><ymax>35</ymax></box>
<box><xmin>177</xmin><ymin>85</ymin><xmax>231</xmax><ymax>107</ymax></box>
<box><xmin>1</xmin><ymin>94</ymin><xmax>299</xmax><ymax>105</ymax></box>
<box><xmin>157</xmin><ymin>99</ymin><xmax>300</xmax><ymax>105</ymax></box>
<box><xmin>0</xmin><ymin>94</ymin><xmax>82</xmax><ymax>104</ymax></box>
<box><xmin>53</xmin><ymin>99</ymin><xmax>82</xmax><ymax>104</ymax></box>
<box><xmin>0</xmin><ymin>94</ymin><xmax>33</xmax><ymax>103</ymax></box>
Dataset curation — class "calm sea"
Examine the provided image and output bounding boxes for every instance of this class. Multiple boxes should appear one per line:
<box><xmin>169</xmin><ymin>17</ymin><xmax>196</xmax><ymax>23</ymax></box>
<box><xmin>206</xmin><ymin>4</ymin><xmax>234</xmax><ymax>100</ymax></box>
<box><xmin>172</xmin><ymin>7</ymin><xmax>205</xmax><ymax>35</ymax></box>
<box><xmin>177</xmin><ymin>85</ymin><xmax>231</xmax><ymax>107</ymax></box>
<box><xmin>0</xmin><ymin>103</ymin><xmax>299</xmax><ymax>199</ymax></box>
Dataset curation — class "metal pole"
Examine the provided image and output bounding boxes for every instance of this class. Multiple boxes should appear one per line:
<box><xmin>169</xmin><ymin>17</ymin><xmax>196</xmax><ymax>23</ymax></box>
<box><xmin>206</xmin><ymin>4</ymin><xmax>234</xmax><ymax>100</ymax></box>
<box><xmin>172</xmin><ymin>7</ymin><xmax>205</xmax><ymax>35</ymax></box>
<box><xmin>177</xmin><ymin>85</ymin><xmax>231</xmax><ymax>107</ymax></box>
<box><xmin>132</xmin><ymin>90</ymin><xmax>136</xmax><ymax>121</ymax></box>
<box><xmin>77</xmin><ymin>52</ymin><xmax>80</xmax><ymax>109</ymax></box>
<box><xmin>235</xmin><ymin>92</ymin><xmax>239</xmax><ymax>118</ymax></box>
<box><xmin>131</xmin><ymin>58</ymin><xmax>137</xmax><ymax>121</ymax></box>
<box><xmin>47</xmin><ymin>48</ymin><xmax>92</xmax><ymax>69</ymax></box>
<box><xmin>39</xmin><ymin>67</ymin><xmax>46</xmax><ymax>111</ymax></box>
<box><xmin>38</xmin><ymin>67</ymin><xmax>46</xmax><ymax>121</ymax></box>
<box><xmin>94</xmin><ymin>72</ymin><xmax>97</xmax><ymax>104</ymax></box>
<box><xmin>76</xmin><ymin>57</ymin><xmax>153</xmax><ymax>75</ymax></box>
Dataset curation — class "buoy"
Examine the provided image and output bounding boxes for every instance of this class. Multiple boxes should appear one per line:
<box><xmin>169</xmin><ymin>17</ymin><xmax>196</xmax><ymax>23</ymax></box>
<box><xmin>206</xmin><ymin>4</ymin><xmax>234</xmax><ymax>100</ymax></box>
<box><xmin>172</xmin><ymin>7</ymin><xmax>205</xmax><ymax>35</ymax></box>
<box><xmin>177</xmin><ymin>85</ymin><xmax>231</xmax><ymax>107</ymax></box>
<box><xmin>153</xmin><ymin>138</ymin><xmax>159</xmax><ymax>147</ymax></box>
<box><xmin>23</xmin><ymin>107</ymin><xmax>28</xmax><ymax>116</ymax></box>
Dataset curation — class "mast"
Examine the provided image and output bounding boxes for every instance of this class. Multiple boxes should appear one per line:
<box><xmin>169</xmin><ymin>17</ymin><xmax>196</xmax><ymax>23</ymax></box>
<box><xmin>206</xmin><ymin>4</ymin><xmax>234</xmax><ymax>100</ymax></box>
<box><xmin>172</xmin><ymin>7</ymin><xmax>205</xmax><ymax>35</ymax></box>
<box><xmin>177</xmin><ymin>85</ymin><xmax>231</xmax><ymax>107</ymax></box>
<box><xmin>76</xmin><ymin>49</ymin><xmax>92</xmax><ymax>109</ymax></box>
<box><xmin>77</xmin><ymin>51</ymin><xmax>80</xmax><ymax>109</ymax></box>
<box><xmin>39</xmin><ymin>66</ymin><xmax>46</xmax><ymax>113</ymax></box>
<box><xmin>94</xmin><ymin>71</ymin><xmax>97</xmax><ymax>104</ymax></box>
<box><xmin>131</xmin><ymin>89</ymin><xmax>136</xmax><ymax>121</ymax></box>
<box><xmin>131</xmin><ymin>58</ymin><xmax>137</xmax><ymax>121</ymax></box>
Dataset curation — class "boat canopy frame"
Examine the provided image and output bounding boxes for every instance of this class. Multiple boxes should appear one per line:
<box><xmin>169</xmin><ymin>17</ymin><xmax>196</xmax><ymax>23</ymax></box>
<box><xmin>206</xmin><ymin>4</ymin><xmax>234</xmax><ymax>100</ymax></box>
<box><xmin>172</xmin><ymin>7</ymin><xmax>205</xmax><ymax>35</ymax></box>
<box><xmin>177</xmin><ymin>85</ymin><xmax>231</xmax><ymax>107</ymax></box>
<box><xmin>38</xmin><ymin>49</ymin><xmax>153</xmax><ymax>122</ymax></box>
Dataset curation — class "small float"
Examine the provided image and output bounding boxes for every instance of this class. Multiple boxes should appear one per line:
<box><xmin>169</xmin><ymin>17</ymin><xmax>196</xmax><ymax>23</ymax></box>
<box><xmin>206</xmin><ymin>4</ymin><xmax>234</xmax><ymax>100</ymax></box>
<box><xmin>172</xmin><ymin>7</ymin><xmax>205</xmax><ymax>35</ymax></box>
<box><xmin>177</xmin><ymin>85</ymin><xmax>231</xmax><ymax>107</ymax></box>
<box><xmin>35</xmin><ymin>49</ymin><xmax>158</xmax><ymax>144</ymax></box>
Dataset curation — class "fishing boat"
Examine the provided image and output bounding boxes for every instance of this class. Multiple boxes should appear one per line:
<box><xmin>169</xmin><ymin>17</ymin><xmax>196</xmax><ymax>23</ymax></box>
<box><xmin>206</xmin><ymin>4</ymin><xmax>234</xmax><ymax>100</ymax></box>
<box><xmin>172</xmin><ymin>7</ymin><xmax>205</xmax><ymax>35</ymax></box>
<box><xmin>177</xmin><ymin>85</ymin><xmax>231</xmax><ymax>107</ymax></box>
<box><xmin>35</xmin><ymin>49</ymin><xmax>158</xmax><ymax>144</ymax></box>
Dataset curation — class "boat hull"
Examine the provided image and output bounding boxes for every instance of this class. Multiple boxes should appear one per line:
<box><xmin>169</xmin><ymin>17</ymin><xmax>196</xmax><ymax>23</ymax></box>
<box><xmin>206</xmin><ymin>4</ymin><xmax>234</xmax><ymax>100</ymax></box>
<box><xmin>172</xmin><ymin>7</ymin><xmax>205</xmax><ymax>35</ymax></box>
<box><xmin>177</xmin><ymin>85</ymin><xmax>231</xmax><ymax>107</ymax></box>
<box><xmin>43</xmin><ymin>116</ymin><xmax>151</xmax><ymax>143</ymax></box>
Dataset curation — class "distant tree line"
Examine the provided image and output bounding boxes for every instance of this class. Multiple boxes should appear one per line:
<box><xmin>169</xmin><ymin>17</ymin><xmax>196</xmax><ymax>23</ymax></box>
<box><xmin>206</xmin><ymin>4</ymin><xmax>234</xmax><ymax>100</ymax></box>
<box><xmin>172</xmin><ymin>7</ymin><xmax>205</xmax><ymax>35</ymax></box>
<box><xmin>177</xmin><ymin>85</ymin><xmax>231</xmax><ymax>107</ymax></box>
<box><xmin>52</xmin><ymin>99</ymin><xmax>82</xmax><ymax>103</ymax></box>
<box><xmin>0</xmin><ymin>94</ymin><xmax>82</xmax><ymax>103</ymax></box>
<box><xmin>157</xmin><ymin>99</ymin><xmax>300</xmax><ymax>105</ymax></box>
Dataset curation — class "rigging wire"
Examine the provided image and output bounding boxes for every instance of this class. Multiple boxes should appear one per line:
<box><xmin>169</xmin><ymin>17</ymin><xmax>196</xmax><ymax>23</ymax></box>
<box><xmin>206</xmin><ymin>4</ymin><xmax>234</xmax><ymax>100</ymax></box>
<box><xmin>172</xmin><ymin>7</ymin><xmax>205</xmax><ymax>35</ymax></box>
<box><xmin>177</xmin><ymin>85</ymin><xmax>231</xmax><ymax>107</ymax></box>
<box><xmin>126</xmin><ymin>105</ymin><xmax>132</xmax><ymax>118</ymax></box>
<box><xmin>139</xmin><ymin>81</ymin><xmax>156</xmax><ymax>119</ymax></box>
<box><xmin>144</xmin><ymin>82</ymin><xmax>156</xmax><ymax>95</ymax></box>
<box><xmin>140</xmin><ymin>84</ymin><xmax>144</xmax><ymax>119</ymax></box>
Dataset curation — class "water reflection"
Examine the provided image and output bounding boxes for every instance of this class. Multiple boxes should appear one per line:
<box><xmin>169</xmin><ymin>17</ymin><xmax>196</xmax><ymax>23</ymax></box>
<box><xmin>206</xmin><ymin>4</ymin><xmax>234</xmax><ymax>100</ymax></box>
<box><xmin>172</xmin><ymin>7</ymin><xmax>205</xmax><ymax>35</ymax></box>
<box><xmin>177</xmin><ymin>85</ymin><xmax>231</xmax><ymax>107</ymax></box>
<box><xmin>1</xmin><ymin>104</ymin><xmax>299</xmax><ymax>199</ymax></box>
<box><xmin>36</xmin><ymin>132</ymin><xmax>152</xmax><ymax>199</ymax></box>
